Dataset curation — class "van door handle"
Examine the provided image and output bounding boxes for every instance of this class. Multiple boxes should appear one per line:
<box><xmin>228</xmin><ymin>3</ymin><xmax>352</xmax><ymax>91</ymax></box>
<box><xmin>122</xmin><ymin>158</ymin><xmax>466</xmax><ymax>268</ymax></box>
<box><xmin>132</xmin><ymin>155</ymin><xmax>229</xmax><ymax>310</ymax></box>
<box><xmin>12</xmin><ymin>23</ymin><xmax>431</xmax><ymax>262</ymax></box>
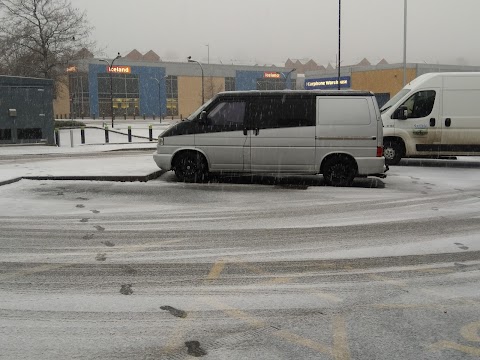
<box><xmin>429</xmin><ymin>118</ymin><xmax>436</xmax><ymax>127</ymax></box>
<box><xmin>445</xmin><ymin>118</ymin><xmax>452</xmax><ymax>127</ymax></box>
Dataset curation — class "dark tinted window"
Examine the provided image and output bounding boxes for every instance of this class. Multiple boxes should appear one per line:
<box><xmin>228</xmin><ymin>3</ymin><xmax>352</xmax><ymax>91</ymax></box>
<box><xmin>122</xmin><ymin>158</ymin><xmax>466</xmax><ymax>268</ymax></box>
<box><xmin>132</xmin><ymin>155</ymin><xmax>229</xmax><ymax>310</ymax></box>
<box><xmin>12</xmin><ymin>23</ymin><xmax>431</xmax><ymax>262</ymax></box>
<box><xmin>0</xmin><ymin>129</ymin><xmax>12</xmax><ymax>141</ymax></box>
<box><xmin>207</xmin><ymin>101</ymin><xmax>246</xmax><ymax>128</ymax></box>
<box><xmin>17</xmin><ymin>128</ymin><xmax>42</xmax><ymax>140</ymax></box>
<box><xmin>401</xmin><ymin>90</ymin><xmax>436</xmax><ymax>119</ymax></box>
<box><xmin>249</xmin><ymin>96</ymin><xmax>315</xmax><ymax>129</ymax></box>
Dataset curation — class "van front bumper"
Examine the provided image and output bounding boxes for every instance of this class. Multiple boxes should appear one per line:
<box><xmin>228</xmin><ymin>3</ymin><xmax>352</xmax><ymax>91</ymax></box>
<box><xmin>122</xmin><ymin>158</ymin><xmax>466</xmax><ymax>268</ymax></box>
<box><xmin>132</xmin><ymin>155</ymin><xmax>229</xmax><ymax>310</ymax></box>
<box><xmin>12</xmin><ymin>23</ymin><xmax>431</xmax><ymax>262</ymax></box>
<box><xmin>153</xmin><ymin>151</ymin><xmax>173</xmax><ymax>171</ymax></box>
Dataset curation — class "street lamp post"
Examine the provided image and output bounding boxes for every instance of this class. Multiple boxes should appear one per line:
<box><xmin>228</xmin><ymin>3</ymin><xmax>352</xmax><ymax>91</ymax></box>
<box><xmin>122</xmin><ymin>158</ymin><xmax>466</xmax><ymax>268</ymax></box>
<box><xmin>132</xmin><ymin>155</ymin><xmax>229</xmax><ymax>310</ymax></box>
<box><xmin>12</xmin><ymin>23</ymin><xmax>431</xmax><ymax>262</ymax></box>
<box><xmin>100</xmin><ymin>53</ymin><xmax>121</xmax><ymax>128</ymax></box>
<box><xmin>188</xmin><ymin>56</ymin><xmax>204</xmax><ymax>105</ymax></box>
<box><xmin>338</xmin><ymin>0</ymin><xmax>342</xmax><ymax>90</ymax></box>
<box><xmin>281</xmin><ymin>68</ymin><xmax>296</xmax><ymax>90</ymax></box>
<box><xmin>151</xmin><ymin>75</ymin><xmax>168</xmax><ymax>122</ymax></box>
<box><xmin>403</xmin><ymin>0</ymin><xmax>408</xmax><ymax>86</ymax></box>
<box><xmin>205</xmin><ymin>44</ymin><xmax>210</xmax><ymax>64</ymax></box>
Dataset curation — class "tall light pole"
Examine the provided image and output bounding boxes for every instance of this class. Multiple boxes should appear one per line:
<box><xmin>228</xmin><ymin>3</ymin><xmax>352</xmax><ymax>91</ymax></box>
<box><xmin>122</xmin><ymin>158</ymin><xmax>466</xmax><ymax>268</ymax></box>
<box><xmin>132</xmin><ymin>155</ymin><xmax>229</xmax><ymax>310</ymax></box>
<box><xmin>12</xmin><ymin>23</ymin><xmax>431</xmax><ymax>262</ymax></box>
<box><xmin>100</xmin><ymin>53</ymin><xmax>121</xmax><ymax>128</ymax></box>
<box><xmin>403</xmin><ymin>0</ymin><xmax>408</xmax><ymax>86</ymax></box>
<box><xmin>338</xmin><ymin>0</ymin><xmax>342</xmax><ymax>90</ymax></box>
<box><xmin>281</xmin><ymin>68</ymin><xmax>296</xmax><ymax>90</ymax></box>
<box><xmin>188</xmin><ymin>56</ymin><xmax>204</xmax><ymax>105</ymax></box>
<box><xmin>205</xmin><ymin>44</ymin><xmax>210</xmax><ymax>64</ymax></box>
<box><xmin>151</xmin><ymin>75</ymin><xmax>168</xmax><ymax>121</ymax></box>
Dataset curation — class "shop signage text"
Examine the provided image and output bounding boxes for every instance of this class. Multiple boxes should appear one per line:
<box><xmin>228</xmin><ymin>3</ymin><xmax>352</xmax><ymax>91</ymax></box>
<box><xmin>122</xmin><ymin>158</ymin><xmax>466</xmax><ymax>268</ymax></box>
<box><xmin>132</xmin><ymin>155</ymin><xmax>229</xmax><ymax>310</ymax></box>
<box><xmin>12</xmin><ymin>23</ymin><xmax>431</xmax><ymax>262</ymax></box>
<box><xmin>305</xmin><ymin>76</ymin><xmax>351</xmax><ymax>90</ymax></box>
<box><xmin>264</xmin><ymin>72</ymin><xmax>281</xmax><ymax>79</ymax></box>
<box><xmin>107</xmin><ymin>66</ymin><xmax>131</xmax><ymax>74</ymax></box>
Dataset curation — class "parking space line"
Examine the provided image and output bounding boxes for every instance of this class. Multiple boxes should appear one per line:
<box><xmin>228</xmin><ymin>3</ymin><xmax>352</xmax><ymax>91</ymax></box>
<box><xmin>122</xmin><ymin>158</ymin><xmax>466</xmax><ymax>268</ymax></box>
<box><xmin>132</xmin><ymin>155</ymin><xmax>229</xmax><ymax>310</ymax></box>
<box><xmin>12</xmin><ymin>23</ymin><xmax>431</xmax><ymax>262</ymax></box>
<box><xmin>206</xmin><ymin>260</ymin><xmax>226</xmax><ymax>281</ymax></box>
<box><xmin>460</xmin><ymin>321</ymin><xmax>480</xmax><ymax>342</ymax></box>
<box><xmin>333</xmin><ymin>315</ymin><xmax>351</xmax><ymax>360</ymax></box>
<box><xmin>201</xmin><ymin>296</ymin><xmax>335</xmax><ymax>356</ymax></box>
<box><xmin>431</xmin><ymin>340</ymin><xmax>480</xmax><ymax>356</ymax></box>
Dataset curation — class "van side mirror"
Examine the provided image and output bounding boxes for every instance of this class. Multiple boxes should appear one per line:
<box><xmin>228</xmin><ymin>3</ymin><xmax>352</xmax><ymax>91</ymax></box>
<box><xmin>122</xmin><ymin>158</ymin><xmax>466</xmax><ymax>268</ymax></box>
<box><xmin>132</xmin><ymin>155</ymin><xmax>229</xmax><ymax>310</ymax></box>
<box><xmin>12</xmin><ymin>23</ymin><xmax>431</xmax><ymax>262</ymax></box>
<box><xmin>199</xmin><ymin>111</ymin><xmax>207</xmax><ymax>121</ymax></box>
<box><xmin>393</xmin><ymin>106</ymin><xmax>408</xmax><ymax>120</ymax></box>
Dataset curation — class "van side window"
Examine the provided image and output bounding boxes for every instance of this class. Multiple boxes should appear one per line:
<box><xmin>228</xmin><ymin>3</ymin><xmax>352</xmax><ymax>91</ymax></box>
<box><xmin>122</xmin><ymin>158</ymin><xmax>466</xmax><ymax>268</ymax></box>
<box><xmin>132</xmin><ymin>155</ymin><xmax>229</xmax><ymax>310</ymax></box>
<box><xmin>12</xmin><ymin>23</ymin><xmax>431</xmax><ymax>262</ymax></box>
<box><xmin>207</xmin><ymin>101</ymin><xmax>246</xmax><ymax>131</ymax></box>
<box><xmin>250</xmin><ymin>97</ymin><xmax>315</xmax><ymax>129</ymax></box>
<box><xmin>401</xmin><ymin>90</ymin><xmax>436</xmax><ymax>118</ymax></box>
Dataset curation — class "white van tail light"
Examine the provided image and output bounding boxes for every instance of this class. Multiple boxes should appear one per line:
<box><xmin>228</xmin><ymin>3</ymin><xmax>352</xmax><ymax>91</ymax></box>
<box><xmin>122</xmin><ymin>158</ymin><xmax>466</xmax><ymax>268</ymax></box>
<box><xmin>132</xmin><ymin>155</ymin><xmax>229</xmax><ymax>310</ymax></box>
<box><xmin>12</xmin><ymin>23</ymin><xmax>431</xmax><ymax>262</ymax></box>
<box><xmin>377</xmin><ymin>146</ymin><xmax>383</xmax><ymax>157</ymax></box>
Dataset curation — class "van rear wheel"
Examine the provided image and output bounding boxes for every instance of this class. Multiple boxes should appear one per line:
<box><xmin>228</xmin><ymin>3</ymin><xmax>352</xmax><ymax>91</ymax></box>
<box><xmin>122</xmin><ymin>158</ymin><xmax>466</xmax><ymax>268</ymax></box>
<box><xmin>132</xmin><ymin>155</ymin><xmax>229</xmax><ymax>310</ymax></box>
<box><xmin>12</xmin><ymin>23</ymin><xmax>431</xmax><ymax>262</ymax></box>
<box><xmin>384</xmin><ymin>140</ymin><xmax>404</xmax><ymax>165</ymax></box>
<box><xmin>174</xmin><ymin>152</ymin><xmax>208</xmax><ymax>183</ymax></box>
<box><xmin>323</xmin><ymin>156</ymin><xmax>356</xmax><ymax>187</ymax></box>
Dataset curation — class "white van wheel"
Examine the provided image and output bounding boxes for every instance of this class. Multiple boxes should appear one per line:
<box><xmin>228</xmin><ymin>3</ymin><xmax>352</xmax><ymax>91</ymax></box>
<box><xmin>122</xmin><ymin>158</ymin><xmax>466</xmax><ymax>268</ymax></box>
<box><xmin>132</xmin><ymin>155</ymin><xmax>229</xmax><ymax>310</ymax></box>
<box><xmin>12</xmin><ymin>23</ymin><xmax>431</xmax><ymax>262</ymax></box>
<box><xmin>174</xmin><ymin>152</ymin><xmax>208</xmax><ymax>183</ymax></box>
<box><xmin>384</xmin><ymin>140</ymin><xmax>404</xmax><ymax>165</ymax></box>
<box><xmin>323</xmin><ymin>156</ymin><xmax>356</xmax><ymax>187</ymax></box>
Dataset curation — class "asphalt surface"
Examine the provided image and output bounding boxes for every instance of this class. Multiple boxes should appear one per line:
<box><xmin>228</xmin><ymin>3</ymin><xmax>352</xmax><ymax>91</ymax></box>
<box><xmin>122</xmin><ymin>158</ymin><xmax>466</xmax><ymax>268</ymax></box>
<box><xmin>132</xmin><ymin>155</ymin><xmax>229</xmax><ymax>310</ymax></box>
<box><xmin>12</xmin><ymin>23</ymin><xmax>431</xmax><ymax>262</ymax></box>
<box><xmin>0</xmin><ymin>157</ymin><xmax>480</xmax><ymax>359</ymax></box>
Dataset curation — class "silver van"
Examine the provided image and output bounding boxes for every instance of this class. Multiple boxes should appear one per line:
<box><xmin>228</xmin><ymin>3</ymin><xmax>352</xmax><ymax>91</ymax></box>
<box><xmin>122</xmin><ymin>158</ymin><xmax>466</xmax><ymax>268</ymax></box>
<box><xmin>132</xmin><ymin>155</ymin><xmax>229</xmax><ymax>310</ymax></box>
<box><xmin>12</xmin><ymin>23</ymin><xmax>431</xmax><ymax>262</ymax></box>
<box><xmin>153</xmin><ymin>90</ymin><xmax>386</xmax><ymax>186</ymax></box>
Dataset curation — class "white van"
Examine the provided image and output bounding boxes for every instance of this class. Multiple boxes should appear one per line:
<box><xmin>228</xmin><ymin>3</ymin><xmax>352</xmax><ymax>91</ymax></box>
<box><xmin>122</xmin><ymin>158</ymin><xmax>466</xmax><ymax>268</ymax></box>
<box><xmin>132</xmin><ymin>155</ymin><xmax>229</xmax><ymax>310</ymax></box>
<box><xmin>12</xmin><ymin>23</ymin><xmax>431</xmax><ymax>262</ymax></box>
<box><xmin>153</xmin><ymin>90</ymin><xmax>386</xmax><ymax>186</ymax></box>
<box><xmin>381</xmin><ymin>72</ymin><xmax>480</xmax><ymax>164</ymax></box>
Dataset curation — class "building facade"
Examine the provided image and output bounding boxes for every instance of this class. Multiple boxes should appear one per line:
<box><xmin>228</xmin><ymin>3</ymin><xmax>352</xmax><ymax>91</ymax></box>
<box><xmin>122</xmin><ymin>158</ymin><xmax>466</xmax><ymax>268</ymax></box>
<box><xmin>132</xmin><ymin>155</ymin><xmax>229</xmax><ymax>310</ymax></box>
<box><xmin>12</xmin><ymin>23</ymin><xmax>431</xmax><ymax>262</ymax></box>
<box><xmin>304</xmin><ymin>63</ymin><xmax>480</xmax><ymax>108</ymax></box>
<box><xmin>59</xmin><ymin>60</ymin><xmax>296</xmax><ymax>119</ymax></box>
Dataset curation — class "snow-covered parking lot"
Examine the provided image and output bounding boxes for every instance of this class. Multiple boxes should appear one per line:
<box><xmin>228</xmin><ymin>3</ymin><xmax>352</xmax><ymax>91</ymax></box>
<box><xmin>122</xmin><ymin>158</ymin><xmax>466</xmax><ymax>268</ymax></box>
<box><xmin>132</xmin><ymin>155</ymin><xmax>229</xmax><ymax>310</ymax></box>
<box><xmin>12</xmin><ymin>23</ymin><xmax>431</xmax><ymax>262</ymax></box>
<box><xmin>0</xmin><ymin>153</ymin><xmax>479</xmax><ymax>359</ymax></box>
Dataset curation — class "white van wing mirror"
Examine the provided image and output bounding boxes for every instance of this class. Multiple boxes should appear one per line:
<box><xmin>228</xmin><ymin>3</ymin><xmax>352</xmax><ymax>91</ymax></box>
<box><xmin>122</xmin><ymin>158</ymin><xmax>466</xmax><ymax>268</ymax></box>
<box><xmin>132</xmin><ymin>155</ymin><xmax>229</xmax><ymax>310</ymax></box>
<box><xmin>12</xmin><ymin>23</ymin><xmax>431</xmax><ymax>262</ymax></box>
<box><xmin>393</xmin><ymin>105</ymin><xmax>408</xmax><ymax>120</ymax></box>
<box><xmin>199</xmin><ymin>110</ymin><xmax>207</xmax><ymax>121</ymax></box>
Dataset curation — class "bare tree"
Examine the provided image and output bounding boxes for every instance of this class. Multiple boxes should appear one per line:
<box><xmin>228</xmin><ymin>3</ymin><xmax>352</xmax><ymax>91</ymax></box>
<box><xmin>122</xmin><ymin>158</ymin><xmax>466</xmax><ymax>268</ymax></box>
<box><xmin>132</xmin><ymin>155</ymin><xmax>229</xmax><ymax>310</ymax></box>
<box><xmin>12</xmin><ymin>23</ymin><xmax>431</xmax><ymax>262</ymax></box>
<box><xmin>0</xmin><ymin>0</ymin><xmax>94</xmax><ymax>82</ymax></box>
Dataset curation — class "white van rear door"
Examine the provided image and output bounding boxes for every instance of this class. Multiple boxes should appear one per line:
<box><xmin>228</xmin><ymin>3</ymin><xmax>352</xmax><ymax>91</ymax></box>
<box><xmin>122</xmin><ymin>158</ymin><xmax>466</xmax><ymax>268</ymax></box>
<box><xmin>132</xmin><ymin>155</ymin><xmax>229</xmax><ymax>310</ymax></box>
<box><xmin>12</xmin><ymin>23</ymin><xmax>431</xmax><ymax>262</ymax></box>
<box><xmin>441</xmin><ymin>80</ymin><xmax>480</xmax><ymax>151</ymax></box>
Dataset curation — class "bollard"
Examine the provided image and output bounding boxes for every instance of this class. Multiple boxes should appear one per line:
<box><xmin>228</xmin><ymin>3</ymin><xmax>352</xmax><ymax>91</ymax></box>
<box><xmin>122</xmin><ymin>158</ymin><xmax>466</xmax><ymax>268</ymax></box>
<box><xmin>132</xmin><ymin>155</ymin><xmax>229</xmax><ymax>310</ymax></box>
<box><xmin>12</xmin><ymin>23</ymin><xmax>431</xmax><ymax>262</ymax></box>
<box><xmin>149</xmin><ymin>125</ymin><xmax>153</xmax><ymax>141</ymax></box>
<box><xmin>128</xmin><ymin>126</ymin><xmax>132</xmax><ymax>143</ymax></box>
<box><xmin>143</xmin><ymin>113</ymin><xmax>146</xmax><ymax>120</ymax></box>
<box><xmin>104</xmin><ymin>126</ymin><xmax>109</xmax><ymax>143</ymax></box>
<box><xmin>153</xmin><ymin>114</ymin><xmax>156</xmax><ymax>121</ymax></box>
<box><xmin>93</xmin><ymin>113</ymin><xmax>96</xmax><ymax>120</ymax></box>
<box><xmin>133</xmin><ymin>113</ymin><xmax>136</xmax><ymax>120</ymax></box>
<box><xmin>171</xmin><ymin>115</ymin><xmax>174</xmax><ymax>121</ymax></box>
<box><xmin>102</xmin><ymin>113</ymin><xmax>105</xmax><ymax>120</ymax></box>
<box><xmin>55</xmin><ymin>128</ymin><xmax>60</xmax><ymax>147</ymax></box>
<box><xmin>80</xmin><ymin>127</ymin><xmax>85</xmax><ymax>144</ymax></box>
<box><xmin>124</xmin><ymin>113</ymin><xmax>127</xmax><ymax>120</ymax></box>
<box><xmin>81</xmin><ymin>113</ymin><xmax>84</xmax><ymax>120</ymax></box>
<box><xmin>70</xmin><ymin>129</ymin><xmax>74</xmax><ymax>147</ymax></box>
<box><xmin>180</xmin><ymin>114</ymin><xmax>183</xmax><ymax>121</ymax></box>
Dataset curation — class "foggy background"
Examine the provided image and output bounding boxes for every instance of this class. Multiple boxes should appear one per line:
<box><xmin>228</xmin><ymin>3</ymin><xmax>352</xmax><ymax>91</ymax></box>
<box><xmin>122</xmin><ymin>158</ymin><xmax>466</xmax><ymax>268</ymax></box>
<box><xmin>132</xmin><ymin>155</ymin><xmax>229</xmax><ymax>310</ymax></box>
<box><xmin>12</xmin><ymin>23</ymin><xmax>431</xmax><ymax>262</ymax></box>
<box><xmin>71</xmin><ymin>0</ymin><xmax>480</xmax><ymax>65</ymax></box>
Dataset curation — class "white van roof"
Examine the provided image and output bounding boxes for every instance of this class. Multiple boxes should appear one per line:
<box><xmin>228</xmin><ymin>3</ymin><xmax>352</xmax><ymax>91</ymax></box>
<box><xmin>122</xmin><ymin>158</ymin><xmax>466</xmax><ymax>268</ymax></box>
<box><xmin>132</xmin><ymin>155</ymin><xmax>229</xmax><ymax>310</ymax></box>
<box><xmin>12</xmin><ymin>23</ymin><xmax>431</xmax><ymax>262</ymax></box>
<box><xmin>406</xmin><ymin>72</ymin><xmax>480</xmax><ymax>90</ymax></box>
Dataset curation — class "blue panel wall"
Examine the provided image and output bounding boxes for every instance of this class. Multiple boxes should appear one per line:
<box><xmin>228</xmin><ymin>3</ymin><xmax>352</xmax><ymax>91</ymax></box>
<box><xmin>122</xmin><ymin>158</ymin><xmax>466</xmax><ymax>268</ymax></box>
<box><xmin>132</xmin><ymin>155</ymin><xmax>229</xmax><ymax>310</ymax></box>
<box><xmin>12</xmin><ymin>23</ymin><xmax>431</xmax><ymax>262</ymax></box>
<box><xmin>236</xmin><ymin>70</ymin><xmax>293</xmax><ymax>91</ymax></box>
<box><xmin>236</xmin><ymin>71</ymin><xmax>264</xmax><ymax>91</ymax></box>
<box><xmin>88</xmin><ymin>64</ymin><xmax>167</xmax><ymax>117</ymax></box>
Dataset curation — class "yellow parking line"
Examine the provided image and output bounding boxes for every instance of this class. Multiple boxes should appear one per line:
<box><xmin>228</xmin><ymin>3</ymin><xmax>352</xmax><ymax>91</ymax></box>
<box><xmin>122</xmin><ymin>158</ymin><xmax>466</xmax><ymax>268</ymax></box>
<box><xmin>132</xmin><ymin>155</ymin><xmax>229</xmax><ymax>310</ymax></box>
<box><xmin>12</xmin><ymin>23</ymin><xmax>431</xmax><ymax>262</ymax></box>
<box><xmin>206</xmin><ymin>259</ymin><xmax>226</xmax><ymax>280</ymax></box>
<box><xmin>332</xmin><ymin>315</ymin><xmax>351</xmax><ymax>360</ymax></box>
<box><xmin>0</xmin><ymin>263</ymin><xmax>71</xmax><ymax>281</ymax></box>
<box><xmin>460</xmin><ymin>321</ymin><xmax>480</xmax><ymax>342</ymax></box>
<box><xmin>431</xmin><ymin>340</ymin><xmax>480</xmax><ymax>356</ymax></box>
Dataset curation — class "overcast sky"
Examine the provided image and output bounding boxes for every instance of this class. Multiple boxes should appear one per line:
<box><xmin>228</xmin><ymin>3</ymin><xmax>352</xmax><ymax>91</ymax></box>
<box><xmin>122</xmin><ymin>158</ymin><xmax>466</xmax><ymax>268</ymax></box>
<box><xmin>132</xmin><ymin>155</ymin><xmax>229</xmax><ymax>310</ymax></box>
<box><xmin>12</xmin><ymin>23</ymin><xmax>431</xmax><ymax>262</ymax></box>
<box><xmin>74</xmin><ymin>0</ymin><xmax>480</xmax><ymax>66</ymax></box>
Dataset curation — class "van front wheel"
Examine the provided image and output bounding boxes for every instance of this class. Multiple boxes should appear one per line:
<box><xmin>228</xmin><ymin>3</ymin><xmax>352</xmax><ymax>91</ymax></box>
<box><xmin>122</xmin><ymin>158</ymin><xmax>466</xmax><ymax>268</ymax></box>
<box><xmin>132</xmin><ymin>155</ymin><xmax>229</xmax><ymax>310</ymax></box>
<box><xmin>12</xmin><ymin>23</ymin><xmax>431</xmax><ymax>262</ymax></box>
<box><xmin>174</xmin><ymin>152</ymin><xmax>208</xmax><ymax>183</ymax></box>
<box><xmin>384</xmin><ymin>140</ymin><xmax>404</xmax><ymax>165</ymax></box>
<box><xmin>323</xmin><ymin>156</ymin><xmax>356</xmax><ymax>187</ymax></box>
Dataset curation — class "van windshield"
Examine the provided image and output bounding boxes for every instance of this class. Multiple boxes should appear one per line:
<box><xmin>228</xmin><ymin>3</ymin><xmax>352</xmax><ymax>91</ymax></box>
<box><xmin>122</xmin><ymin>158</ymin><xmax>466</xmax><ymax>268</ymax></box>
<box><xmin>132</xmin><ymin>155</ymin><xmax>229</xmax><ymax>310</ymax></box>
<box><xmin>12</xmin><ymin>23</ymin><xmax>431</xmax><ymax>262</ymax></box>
<box><xmin>186</xmin><ymin>98</ymin><xmax>215</xmax><ymax>120</ymax></box>
<box><xmin>380</xmin><ymin>89</ymin><xmax>410</xmax><ymax>113</ymax></box>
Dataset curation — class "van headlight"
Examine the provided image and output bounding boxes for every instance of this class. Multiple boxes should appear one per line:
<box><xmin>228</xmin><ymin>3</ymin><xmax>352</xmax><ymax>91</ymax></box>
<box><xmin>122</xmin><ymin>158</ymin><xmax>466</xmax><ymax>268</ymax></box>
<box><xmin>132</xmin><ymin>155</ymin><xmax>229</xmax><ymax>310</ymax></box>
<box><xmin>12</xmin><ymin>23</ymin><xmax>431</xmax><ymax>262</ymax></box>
<box><xmin>158</xmin><ymin>136</ymin><xmax>164</xmax><ymax>145</ymax></box>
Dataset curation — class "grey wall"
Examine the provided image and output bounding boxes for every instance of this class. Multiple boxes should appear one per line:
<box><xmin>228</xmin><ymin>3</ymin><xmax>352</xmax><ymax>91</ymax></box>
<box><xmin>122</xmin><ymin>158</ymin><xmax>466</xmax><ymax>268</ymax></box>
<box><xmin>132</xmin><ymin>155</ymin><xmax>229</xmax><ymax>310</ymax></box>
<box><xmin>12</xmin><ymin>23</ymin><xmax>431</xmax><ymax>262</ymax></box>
<box><xmin>0</xmin><ymin>76</ymin><xmax>55</xmax><ymax>145</ymax></box>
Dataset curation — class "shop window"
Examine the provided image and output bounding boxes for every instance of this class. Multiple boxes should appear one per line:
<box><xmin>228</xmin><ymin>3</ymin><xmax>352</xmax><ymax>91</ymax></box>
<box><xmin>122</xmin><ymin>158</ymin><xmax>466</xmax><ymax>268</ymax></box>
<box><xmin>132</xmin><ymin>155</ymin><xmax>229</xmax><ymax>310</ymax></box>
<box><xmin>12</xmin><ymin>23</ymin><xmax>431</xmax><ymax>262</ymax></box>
<box><xmin>17</xmin><ymin>128</ymin><xmax>42</xmax><ymax>140</ymax></box>
<box><xmin>0</xmin><ymin>129</ymin><xmax>12</xmax><ymax>141</ymax></box>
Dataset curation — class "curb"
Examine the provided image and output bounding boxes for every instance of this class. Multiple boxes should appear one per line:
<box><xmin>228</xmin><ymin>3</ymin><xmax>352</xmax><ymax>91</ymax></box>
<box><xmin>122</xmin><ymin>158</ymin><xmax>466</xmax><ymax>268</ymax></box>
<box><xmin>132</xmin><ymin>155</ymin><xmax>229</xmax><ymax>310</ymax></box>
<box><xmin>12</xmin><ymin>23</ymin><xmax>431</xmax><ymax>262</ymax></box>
<box><xmin>0</xmin><ymin>170</ymin><xmax>166</xmax><ymax>186</ymax></box>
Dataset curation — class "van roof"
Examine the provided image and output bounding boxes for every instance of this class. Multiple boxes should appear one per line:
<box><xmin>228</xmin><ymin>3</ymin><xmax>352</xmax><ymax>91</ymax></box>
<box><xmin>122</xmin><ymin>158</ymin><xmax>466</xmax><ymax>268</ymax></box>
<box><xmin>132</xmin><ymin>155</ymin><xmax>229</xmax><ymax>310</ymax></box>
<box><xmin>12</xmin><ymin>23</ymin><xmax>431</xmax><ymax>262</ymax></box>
<box><xmin>217</xmin><ymin>90</ymin><xmax>374</xmax><ymax>97</ymax></box>
<box><xmin>407</xmin><ymin>72</ymin><xmax>480</xmax><ymax>88</ymax></box>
